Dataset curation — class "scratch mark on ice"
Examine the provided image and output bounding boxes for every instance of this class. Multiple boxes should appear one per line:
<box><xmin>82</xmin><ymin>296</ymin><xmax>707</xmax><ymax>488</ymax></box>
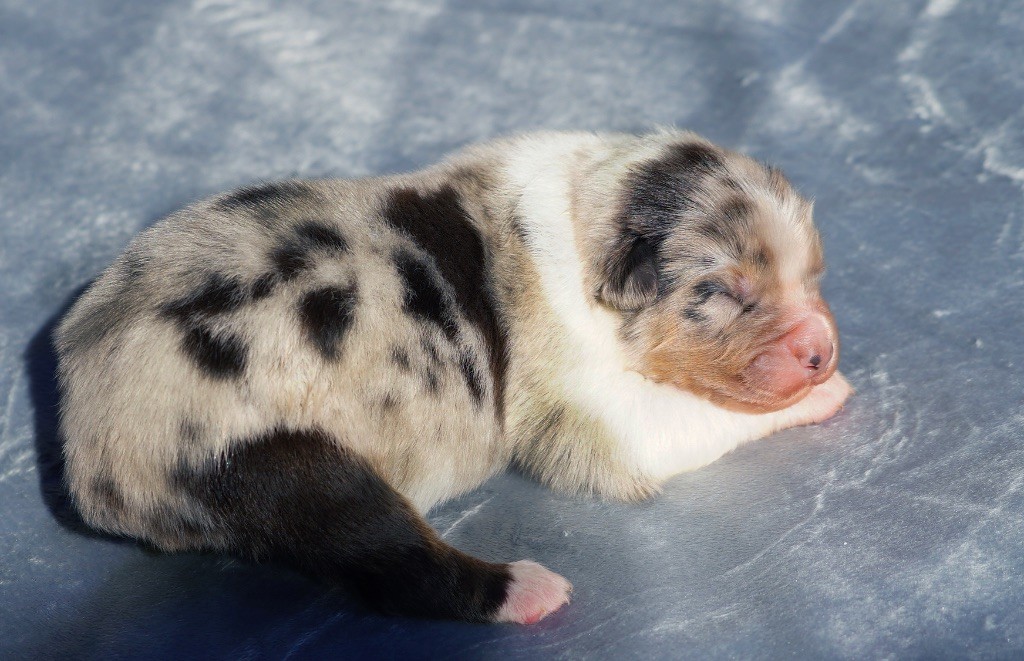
<box><xmin>0</xmin><ymin>368</ymin><xmax>24</xmax><ymax>451</ymax></box>
<box><xmin>923</xmin><ymin>0</ymin><xmax>959</xmax><ymax>19</ymax></box>
<box><xmin>0</xmin><ymin>369</ymin><xmax>34</xmax><ymax>483</ymax></box>
<box><xmin>982</xmin><ymin>143</ymin><xmax>1024</xmax><ymax>188</ymax></box>
<box><xmin>996</xmin><ymin>217</ymin><xmax>1015</xmax><ymax>247</ymax></box>
<box><xmin>900</xmin><ymin>73</ymin><xmax>950</xmax><ymax>126</ymax></box>
<box><xmin>722</xmin><ymin>492</ymin><xmax>826</xmax><ymax>577</ymax></box>
<box><xmin>441</xmin><ymin>497</ymin><xmax>493</xmax><ymax>539</ymax></box>
<box><xmin>819</xmin><ymin>2</ymin><xmax>859</xmax><ymax>44</ymax></box>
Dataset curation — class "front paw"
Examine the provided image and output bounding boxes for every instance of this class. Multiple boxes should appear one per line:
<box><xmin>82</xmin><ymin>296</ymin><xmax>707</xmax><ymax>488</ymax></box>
<box><xmin>778</xmin><ymin>371</ymin><xmax>853</xmax><ymax>429</ymax></box>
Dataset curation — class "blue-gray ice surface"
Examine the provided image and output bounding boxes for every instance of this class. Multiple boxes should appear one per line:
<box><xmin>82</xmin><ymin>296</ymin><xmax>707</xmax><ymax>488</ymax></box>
<box><xmin>2</xmin><ymin>0</ymin><xmax>1023</xmax><ymax>658</ymax></box>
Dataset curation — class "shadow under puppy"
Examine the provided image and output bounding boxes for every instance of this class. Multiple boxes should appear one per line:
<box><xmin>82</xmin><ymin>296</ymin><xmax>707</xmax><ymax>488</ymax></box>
<box><xmin>55</xmin><ymin>130</ymin><xmax>851</xmax><ymax>624</ymax></box>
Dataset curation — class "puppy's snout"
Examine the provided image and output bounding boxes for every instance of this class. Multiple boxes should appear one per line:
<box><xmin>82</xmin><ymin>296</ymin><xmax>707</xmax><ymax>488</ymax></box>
<box><xmin>783</xmin><ymin>314</ymin><xmax>834</xmax><ymax>384</ymax></box>
<box><xmin>743</xmin><ymin>313</ymin><xmax>837</xmax><ymax>404</ymax></box>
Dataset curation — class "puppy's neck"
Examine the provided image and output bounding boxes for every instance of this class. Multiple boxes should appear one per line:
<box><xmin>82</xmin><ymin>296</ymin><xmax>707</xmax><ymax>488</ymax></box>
<box><xmin>500</xmin><ymin>133</ymin><xmax>631</xmax><ymax>371</ymax></box>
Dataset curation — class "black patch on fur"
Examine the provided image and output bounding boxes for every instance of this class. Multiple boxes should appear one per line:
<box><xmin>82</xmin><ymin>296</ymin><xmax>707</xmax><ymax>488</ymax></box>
<box><xmin>625</xmin><ymin>143</ymin><xmax>723</xmax><ymax>235</ymax></box>
<box><xmin>602</xmin><ymin>142</ymin><xmax>727</xmax><ymax>307</ymax></box>
<box><xmin>379</xmin><ymin>393</ymin><xmax>399</xmax><ymax>411</ymax></box>
<box><xmin>600</xmin><ymin>234</ymin><xmax>659</xmax><ymax>310</ymax></box>
<box><xmin>271</xmin><ymin>241</ymin><xmax>312</xmax><ymax>282</ymax></box>
<box><xmin>394</xmin><ymin>250</ymin><xmax>458</xmax><ymax>343</ymax></box>
<box><xmin>383</xmin><ymin>186</ymin><xmax>509</xmax><ymax>418</ymax></box>
<box><xmin>161</xmin><ymin>274</ymin><xmax>251</xmax><ymax>379</ymax></box>
<box><xmin>176</xmin><ymin>427</ymin><xmax>512</xmax><ymax>620</ymax></box>
<box><xmin>181</xmin><ymin>324</ymin><xmax>248</xmax><ymax>379</ymax></box>
<box><xmin>421</xmin><ymin>337</ymin><xmax>442</xmax><ymax>365</ymax></box>
<box><xmin>391</xmin><ymin>346</ymin><xmax>411</xmax><ymax>371</ymax></box>
<box><xmin>270</xmin><ymin>221</ymin><xmax>349</xmax><ymax>283</ymax></box>
<box><xmin>458</xmin><ymin>353</ymin><xmax>484</xmax><ymax>405</ymax></box>
<box><xmin>423</xmin><ymin>368</ymin><xmax>440</xmax><ymax>393</ymax></box>
<box><xmin>250</xmin><ymin>273</ymin><xmax>277</xmax><ymax>300</ymax></box>
<box><xmin>299</xmin><ymin>285</ymin><xmax>358</xmax><ymax>360</ymax></box>
<box><xmin>683</xmin><ymin>305</ymin><xmax>706</xmax><ymax>322</ymax></box>
<box><xmin>295</xmin><ymin>221</ymin><xmax>348</xmax><ymax>252</ymax></box>
<box><xmin>215</xmin><ymin>181</ymin><xmax>311</xmax><ymax>212</ymax></box>
<box><xmin>162</xmin><ymin>274</ymin><xmax>248</xmax><ymax>321</ymax></box>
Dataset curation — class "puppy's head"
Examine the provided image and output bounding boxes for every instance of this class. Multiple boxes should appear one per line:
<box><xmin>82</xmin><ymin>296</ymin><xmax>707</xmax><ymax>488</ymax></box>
<box><xmin>592</xmin><ymin>134</ymin><xmax>837</xmax><ymax>413</ymax></box>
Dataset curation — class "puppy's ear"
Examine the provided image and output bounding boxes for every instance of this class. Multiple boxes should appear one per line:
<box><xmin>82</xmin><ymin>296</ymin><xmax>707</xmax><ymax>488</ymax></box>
<box><xmin>597</xmin><ymin>234</ymin><xmax>659</xmax><ymax>311</ymax></box>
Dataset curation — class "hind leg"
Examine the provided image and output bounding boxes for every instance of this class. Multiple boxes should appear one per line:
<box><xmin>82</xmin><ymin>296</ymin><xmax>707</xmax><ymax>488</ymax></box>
<box><xmin>177</xmin><ymin>427</ymin><xmax>571</xmax><ymax>623</ymax></box>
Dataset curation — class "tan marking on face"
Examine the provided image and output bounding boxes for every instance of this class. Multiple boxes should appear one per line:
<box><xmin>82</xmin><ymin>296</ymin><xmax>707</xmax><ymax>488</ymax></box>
<box><xmin>639</xmin><ymin>290</ymin><xmax>838</xmax><ymax>413</ymax></box>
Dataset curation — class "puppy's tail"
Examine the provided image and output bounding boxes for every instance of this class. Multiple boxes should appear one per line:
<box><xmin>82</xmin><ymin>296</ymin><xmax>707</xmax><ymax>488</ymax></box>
<box><xmin>174</xmin><ymin>427</ymin><xmax>571</xmax><ymax>623</ymax></box>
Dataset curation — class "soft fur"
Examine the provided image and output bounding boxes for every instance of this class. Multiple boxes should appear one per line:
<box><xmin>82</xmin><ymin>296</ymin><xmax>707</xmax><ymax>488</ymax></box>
<box><xmin>56</xmin><ymin>130</ymin><xmax>851</xmax><ymax>623</ymax></box>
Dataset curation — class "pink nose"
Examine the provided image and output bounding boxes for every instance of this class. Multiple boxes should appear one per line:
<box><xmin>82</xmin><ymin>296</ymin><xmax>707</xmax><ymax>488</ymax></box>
<box><xmin>744</xmin><ymin>313</ymin><xmax>836</xmax><ymax>401</ymax></box>
<box><xmin>783</xmin><ymin>314</ymin><xmax>834</xmax><ymax>384</ymax></box>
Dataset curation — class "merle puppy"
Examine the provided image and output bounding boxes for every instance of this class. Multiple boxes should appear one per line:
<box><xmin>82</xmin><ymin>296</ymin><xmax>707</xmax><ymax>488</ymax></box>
<box><xmin>56</xmin><ymin>131</ymin><xmax>851</xmax><ymax>623</ymax></box>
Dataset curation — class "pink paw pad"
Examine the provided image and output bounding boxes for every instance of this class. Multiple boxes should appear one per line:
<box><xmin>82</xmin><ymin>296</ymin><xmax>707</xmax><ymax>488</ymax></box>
<box><xmin>493</xmin><ymin>560</ymin><xmax>572</xmax><ymax>624</ymax></box>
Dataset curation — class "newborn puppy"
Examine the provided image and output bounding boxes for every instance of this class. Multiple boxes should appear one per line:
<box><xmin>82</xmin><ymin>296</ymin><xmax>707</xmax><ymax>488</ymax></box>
<box><xmin>56</xmin><ymin>130</ymin><xmax>851</xmax><ymax>624</ymax></box>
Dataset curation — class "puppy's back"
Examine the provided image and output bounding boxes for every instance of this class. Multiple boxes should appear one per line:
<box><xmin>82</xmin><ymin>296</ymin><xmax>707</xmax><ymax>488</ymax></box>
<box><xmin>56</xmin><ymin>173</ymin><xmax>508</xmax><ymax>544</ymax></box>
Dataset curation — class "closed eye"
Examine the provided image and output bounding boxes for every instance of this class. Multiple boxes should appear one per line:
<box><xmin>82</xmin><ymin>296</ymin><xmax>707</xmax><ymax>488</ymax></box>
<box><xmin>692</xmin><ymin>279</ymin><xmax>757</xmax><ymax>314</ymax></box>
<box><xmin>693</xmin><ymin>279</ymin><xmax>731</xmax><ymax>303</ymax></box>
